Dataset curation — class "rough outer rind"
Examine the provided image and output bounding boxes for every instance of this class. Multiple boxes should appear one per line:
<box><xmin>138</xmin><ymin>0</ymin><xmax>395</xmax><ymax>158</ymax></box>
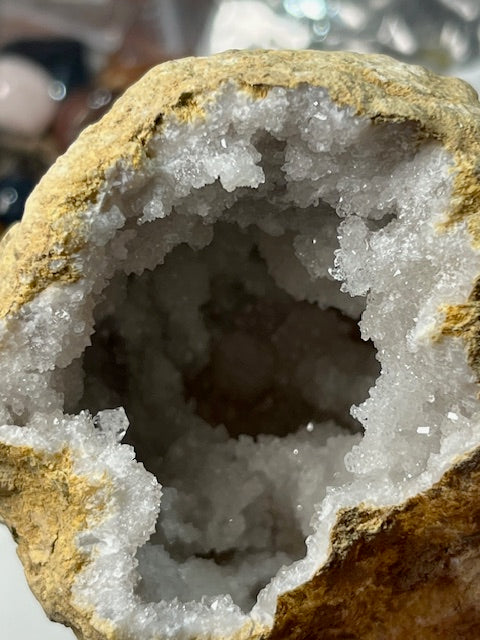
<box><xmin>0</xmin><ymin>445</ymin><xmax>113</xmax><ymax>640</ymax></box>
<box><xmin>1</xmin><ymin>50</ymin><xmax>480</xmax><ymax>638</ymax></box>
<box><xmin>269</xmin><ymin>448</ymin><xmax>480</xmax><ymax>639</ymax></box>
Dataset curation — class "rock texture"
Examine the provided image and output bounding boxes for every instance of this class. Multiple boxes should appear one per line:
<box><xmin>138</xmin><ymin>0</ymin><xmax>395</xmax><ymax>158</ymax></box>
<box><xmin>0</xmin><ymin>444</ymin><xmax>111</xmax><ymax>640</ymax></box>
<box><xmin>270</xmin><ymin>448</ymin><xmax>480</xmax><ymax>639</ymax></box>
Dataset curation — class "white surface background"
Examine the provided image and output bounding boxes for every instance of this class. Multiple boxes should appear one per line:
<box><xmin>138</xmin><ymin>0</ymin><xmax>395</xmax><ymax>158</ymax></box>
<box><xmin>0</xmin><ymin>524</ymin><xmax>75</xmax><ymax>639</ymax></box>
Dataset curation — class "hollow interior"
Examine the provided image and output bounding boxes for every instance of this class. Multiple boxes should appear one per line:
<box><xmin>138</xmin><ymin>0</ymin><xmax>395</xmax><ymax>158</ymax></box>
<box><xmin>70</xmin><ymin>217</ymin><xmax>378</xmax><ymax>609</ymax></box>
<box><xmin>55</xmin><ymin>87</ymin><xmax>455</xmax><ymax>613</ymax></box>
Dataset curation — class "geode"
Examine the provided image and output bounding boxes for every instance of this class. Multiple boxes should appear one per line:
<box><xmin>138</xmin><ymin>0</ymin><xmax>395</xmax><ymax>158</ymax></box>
<box><xmin>1</xmin><ymin>50</ymin><xmax>480</xmax><ymax>639</ymax></box>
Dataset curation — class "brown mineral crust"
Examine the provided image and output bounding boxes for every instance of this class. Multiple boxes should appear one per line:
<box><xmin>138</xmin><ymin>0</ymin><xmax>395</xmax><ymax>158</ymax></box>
<box><xmin>267</xmin><ymin>447</ymin><xmax>480</xmax><ymax>640</ymax></box>
<box><xmin>435</xmin><ymin>271</ymin><xmax>480</xmax><ymax>383</ymax></box>
<box><xmin>0</xmin><ymin>443</ymin><xmax>113</xmax><ymax>640</ymax></box>
<box><xmin>1</xmin><ymin>49</ymin><xmax>480</xmax><ymax>321</ymax></box>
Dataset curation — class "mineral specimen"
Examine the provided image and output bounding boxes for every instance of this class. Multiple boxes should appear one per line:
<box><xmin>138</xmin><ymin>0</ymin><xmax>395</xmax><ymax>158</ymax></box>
<box><xmin>1</xmin><ymin>50</ymin><xmax>480</xmax><ymax>639</ymax></box>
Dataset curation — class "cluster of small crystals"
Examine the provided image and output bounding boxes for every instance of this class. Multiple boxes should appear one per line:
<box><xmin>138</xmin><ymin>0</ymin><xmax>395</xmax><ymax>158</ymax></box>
<box><xmin>0</xmin><ymin>83</ymin><xmax>479</xmax><ymax>639</ymax></box>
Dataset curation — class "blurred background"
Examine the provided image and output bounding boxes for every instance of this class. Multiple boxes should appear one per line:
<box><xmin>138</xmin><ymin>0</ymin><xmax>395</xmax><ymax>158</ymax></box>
<box><xmin>0</xmin><ymin>0</ymin><xmax>480</xmax><ymax>233</ymax></box>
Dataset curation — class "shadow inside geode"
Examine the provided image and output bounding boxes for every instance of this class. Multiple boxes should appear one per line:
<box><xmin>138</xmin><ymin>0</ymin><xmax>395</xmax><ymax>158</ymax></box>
<box><xmin>65</xmin><ymin>218</ymin><xmax>378</xmax><ymax>609</ymax></box>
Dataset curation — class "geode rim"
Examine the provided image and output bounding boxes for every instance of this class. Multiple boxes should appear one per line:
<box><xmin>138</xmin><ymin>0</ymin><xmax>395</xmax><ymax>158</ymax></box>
<box><xmin>2</xmin><ymin>49</ymin><xmax>480</xmax><ymax>320</ymax></box>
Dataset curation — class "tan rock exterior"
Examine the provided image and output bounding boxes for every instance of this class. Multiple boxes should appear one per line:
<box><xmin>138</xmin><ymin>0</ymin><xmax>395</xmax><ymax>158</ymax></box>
<box><xmin>0</xmin><ymin>444</ymin><xmax>113</xmax><ymax>639</ymax></box>
<box><xmin>1</xmin><ymin>50</ymin><xmax>480</xmax><ymax>639</ymax></box>
<box><xmin>269</xmin><ymin>449</ymin><xmax>480</xmax><ymax>639</ymax></box>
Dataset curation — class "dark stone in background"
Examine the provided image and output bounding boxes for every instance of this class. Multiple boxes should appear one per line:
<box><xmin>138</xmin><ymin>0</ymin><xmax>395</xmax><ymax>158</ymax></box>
<box><xmin>1</xmin><ymin>38</ymin><xmax>89</xmax><ymax>91</ymax></box>
<box><xmin>0</xmin><ymin>174</ymin><xmax>36</xmax><ymax>225</ymax></box>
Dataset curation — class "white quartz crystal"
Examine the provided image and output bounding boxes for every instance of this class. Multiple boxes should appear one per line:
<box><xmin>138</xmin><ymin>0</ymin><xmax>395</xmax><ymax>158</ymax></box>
<box><xmin>0</xmin><ymin>83</ymin><xmax>479</xmax><ymax>639</ymax></box>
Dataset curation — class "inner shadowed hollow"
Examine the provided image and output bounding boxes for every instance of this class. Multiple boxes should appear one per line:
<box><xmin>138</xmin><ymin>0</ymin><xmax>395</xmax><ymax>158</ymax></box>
<box><xmin>70</xmin><ymin>214</ymin><xmax>378</xmax><ymax>609</ymax></box>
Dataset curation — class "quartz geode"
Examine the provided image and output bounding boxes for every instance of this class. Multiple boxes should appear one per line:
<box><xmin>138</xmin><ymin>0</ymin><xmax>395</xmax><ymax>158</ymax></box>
<box><xmin>1</xmin><ymin>50</ymin><xmax>480</xmax><ymax>639</ymax></box>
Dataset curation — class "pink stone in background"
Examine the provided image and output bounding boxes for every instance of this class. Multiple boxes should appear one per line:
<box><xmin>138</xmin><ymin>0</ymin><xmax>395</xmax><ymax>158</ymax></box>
<box><xmin>0</xmin><ymin>55</ymin><xmax>59</xmax><ymax>137</ymax></box>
